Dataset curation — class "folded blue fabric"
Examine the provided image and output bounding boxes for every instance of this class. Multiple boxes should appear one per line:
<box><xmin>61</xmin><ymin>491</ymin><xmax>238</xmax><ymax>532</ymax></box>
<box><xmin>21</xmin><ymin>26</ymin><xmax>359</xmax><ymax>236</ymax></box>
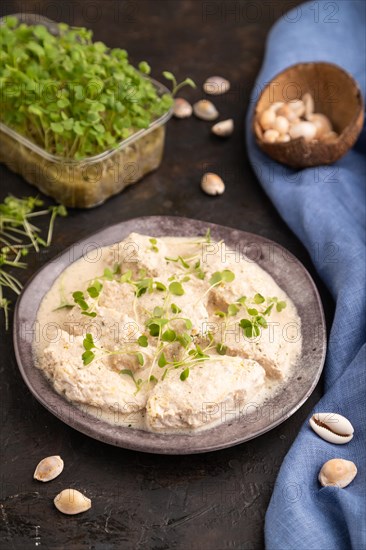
<box><xmin>245</xmin><ymin>2</ymin><xmax>366</xmax><ymax>549</ymax></box>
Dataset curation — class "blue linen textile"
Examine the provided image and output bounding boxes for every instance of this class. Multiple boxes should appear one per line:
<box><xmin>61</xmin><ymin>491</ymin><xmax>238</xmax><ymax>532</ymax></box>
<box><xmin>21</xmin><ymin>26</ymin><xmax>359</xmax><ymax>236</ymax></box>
<box><xmin>245</xmin><ymin>2</ymin><xmax>366</xmax><ymax>548</ymax></box>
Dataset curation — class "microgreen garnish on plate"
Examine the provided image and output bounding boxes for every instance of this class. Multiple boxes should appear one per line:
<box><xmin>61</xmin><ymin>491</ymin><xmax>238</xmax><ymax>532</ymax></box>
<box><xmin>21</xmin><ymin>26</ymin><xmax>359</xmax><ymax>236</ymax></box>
<box><xmin>72</xmin><ymin>291</ymin><xmax>98</xmax><ymax>318</ymax></box>
<box><xmin>69</xmin><ymin>232</ymin><xmax>287</xmax><ymax>388</ymax></box>
<box><xmin>209</xmin><ymin>270</ymin><xmax>235</xmax><ymax>285</ymax></box>
<box><xmin>0</xmin><ymin>195</ymin><xmax>66</xmax><ymax>328</ymax></box>
<box><xmin>238</xmin><ymin>295</ymin><xmax>287</xmax><ymax>338</ymax></box>
<box><xmin>149</xmin><ymin>238</ymin><xmax>159</xmax><ymax>253</ymax></box>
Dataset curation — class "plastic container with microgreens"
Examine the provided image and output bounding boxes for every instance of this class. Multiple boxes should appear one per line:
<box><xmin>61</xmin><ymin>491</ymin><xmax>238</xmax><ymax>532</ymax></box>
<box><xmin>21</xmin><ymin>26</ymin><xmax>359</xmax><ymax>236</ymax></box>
<box><xmin>0</xmin><ymin>14</ymin><xmax>177</xmax><ymax>208</ymax></box>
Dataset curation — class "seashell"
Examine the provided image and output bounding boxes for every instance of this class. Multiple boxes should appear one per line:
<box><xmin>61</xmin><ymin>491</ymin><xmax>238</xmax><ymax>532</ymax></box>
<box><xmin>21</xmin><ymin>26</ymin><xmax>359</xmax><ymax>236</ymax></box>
<box><xmin>308</xmin><ymin>113</ymin><xmax>333</xmax><ymax>139</ymax></box>
<box><xmin>34</xmin><ymin>455</ymin><xmax>64</xmax><ymax>482</ymax></box>
<box><xmin>302</xmin><ymin>93</ymin><xmax>315</xmax><ymax>119</ymax></box>
<box><xmin>201</xmin><ymin>173</ymin><xmax>225</xmax><ymax>195</ymax></box>
<box><xmin>259</xmin><ymin>108</ymin><xmax>276</xmax><ymax>130</ymax></box>
<box><xmin>203</xmin><ymin>76</ymin><xmax>230</xmax><ymax>96</ymax></box>
<box><xmin>211</xmin><ymin>118</ymin><xmax>234</xmax><ymax>137</ymax></box>
<box><xmin>276</xmin><ymin>104</ymin><xmax>299</xmax><ymax>122</ymax></box>
<box><xmin>289</xmin><ymin>121</ymin><xmax>317</xmax><ymax>142</ymax></box>
<box><xmin>318</xmin><ymin>459</ymin><xmax>357</xmax><ymax>488</ymax></box>
<box><xmin>193</xmin><ymin>100</ymin><xmax>219</xmax><ymax>121</ymax></box>
<box><xmin>309</xmin><ymin>413</ymin><xmax>354</xmax><ymax>444</ymax></box>
<box><xmin>268</xmin><ymin>101</ymin><xmax>284</xmax><ymax>113</ymax></box>
<box><xmin>54</xmin><ymin>489</ymin><xmax>92</xmax><ymax>515</ymax></box>
<box><xmin>173</xmin><ymin>98</ymin><xmax>192</xmax><ymax>118</ymax></box>
<box><xmin>263</xmin><ymin>129</ymin><xmax>279</xmax><ymax>143</ymax></box>
<box><xmin>276</xmin><ymin>134</ymin><xmax>290</xmax><ymax>143</ymax></box>
<box><xmin>288</xmin><ymin>99</ymin><xmax>305</xmax><ymax>118</ymax></box>
<box><xmin>273</xmin><ymin>115</ymin><xmax>289</xmax><ymax>135</ymax></box>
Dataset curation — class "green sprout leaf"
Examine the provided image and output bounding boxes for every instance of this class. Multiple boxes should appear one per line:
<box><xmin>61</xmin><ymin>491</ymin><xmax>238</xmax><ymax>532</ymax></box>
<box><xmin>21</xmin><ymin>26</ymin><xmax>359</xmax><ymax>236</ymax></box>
<box><xmin>138</xmin><ymin>61</ymin><xmax>151</xmax><ymax>74</ymax></box>
<box><xmin>171</xmin><ymin>303</ymin><xmax>182</xmax><ymax>314</ymax></box>
<box><xmin>216</xmin><ymin>343</ymin><xmax>227</xmax><ymax>355</ymax></box>
<box><xmin>169</xmin><ymin>281</ymin><xmax>185</xmax><ymax>296</ymax></box>
<box><xmin>120</xmin><ymin>270</ymin><xmax>132</xmax><ymax>283</ymax></box>
<box><xmin>155</xmin><ymin>281</ymin><xmax>166</xmax><ymax>291</ymax></box>
<box><xmin>82</xmin><ymin>350</ymin><xmax>95</xmax><ymax>365</ymax></box>
<box><xmin>215</xmin><ymin>310</ymin><xmax>226</xmax><ymax>318</ymax></box>
<box><xmin>153</xmin><ymin>306</ymin><xmax>164</xmax><ymax>318</ymax></box>
<box><xmin>254</xmin><ymin>293</ymin><xmax>265</xmax><ymax>304</ymax></box>
<box><xmin>276</xmin><ymin>301</ymin><xmax>287</xmax><ymax>312</ymax></box>
<box><xmin>221</xmin><ymin>270</ymin><xmax>235</xmax><ymax>283</ymax></box>
<box><xmin>158</xmin><ymin>352</ymin><xmax>167</xmax><ymax>368</ymax></box>
<box><xmin>209</xmin><ymin>270</ymin><xmax>235</xmax><ymax>286</ymax></box>
<box><xmin>177</xmin><ymin>332</ymin><xmax>191</xmax><ymax>348</ymax></box>
<box><xmin>162</xmin><ymin>329</ymin><xmax>176</xmax><ymax>342</ymax></box>
<box><xmin>87</xmin><ymin>281</ymin><xmax>102</xmax><ymax>298</ymax></box>
<box><xmin>228</xmin><ymin>304</ymin><xmax>239</xmax><ymax>316</ymax></box>
<box><xmin>138</xmin><ymin>335</ymin><xmax>148</xmax><ymax>347</ymax></box>
<box><xmin>83</xmin><ymin>333</ymin><xmax>95</xmax><ymax>351</ymax></box>
<box><xmin>180</xmin><ymin>367</ymin><xmax>190</xmax><ymax>381</ymax></box>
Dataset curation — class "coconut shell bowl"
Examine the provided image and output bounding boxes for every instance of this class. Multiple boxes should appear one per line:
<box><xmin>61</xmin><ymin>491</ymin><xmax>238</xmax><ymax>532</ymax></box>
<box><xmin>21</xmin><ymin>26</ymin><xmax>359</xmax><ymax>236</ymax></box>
<box><xmin>253</xmin><ymin>62</ymin><xmax>364</xmax><ymax>168</ymax></box>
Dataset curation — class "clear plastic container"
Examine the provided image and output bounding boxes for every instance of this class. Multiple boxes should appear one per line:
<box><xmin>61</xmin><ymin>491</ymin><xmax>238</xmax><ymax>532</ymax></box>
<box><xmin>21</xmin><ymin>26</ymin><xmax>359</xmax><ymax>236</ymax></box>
<box><xmin>0</xmin><ymin>14</ymin><xmax>173</xmax><ymax>208</ymax></box>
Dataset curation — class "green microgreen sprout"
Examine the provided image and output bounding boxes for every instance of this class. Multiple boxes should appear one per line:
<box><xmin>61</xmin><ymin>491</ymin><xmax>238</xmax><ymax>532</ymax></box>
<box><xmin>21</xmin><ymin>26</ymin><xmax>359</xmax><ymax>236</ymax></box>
<box><xmin>0</xmin><ymin>194</ymin><xmax>66</xmax><ymax>329</ymax></box>
<box><xmin>70</xmin><ymin>230</ymin><xmax>287</xmax><ymax>387</ymax></box>
<box><xmin>149</xmin><ymin>238</ymin><xmax>159</xmax><ymax>253</ymax></box>
<box><xmin>137</xmin><ymin>335</ymin><xmax>148</xmax><ymax>347</ymax></box>
<box><xmin>168</xmin><ymin>281</ymin><xmax>185</xmax><ymax>296</ymax></box>
<box><xmin>238</xmin><ymin>294</ymin><xmax>287</xmax><ymax>338</ymax></box>
<box><xmin>0</xmin><ymin>17</ymin><xmax>191</xmax><ymax>159</ymax></box>
<box><xmin>162</xmin><ymin>71</ymin><xmax>196</xmax><ymax>97</ymax></box>
<box><xmin>180</xmin><ymin>367</ymin><xmax>190</xmax><ymax>381</ymax></box>
<box><xmin>81</xmin><ymin>333</ymin><xmax>147</xmax><ymax>382</ymax></box>
<box><xmin>72</xmin><ymin>290</ymin><xmax>98</xmax><ymax>318</ymax></box>
<box><xmin>165</xmin><ymin>254</ymin><xmax>205</xmax><ymax>280</ymax></box>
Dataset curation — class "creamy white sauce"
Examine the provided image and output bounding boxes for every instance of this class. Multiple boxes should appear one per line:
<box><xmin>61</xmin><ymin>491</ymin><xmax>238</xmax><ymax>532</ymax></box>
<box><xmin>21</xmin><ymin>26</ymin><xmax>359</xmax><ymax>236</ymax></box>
<box><xmin>34</xmin><ymin>233</ymin><xmax>302</xmax><ymax>433</ymax></box>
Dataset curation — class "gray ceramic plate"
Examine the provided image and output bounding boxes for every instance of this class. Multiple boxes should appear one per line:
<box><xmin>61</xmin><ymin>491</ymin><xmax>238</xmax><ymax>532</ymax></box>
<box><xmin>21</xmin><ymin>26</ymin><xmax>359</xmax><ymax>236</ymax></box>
<box><xmin>13</xmin><ymin>216</ymin><xmax>326</xmax><ymax>454</ymax></box>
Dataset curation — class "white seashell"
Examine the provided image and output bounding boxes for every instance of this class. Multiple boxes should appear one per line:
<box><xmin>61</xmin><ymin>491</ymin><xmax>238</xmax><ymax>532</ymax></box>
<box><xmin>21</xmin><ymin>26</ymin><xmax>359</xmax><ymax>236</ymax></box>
<box><xmin>302</xmin><ymin>93</ymin><xmax>315</xmax><ymax>119</ymax></box>
<box><xmin>322</xmin><ymin>131</ymin><xmax>339</xmax><ymax>143</ymax></box>
<box><xmin>268</xmin><ymin>101</ymin><xmax>285</xmax><ymax>113</ymax></box>
<box><xmin>263</xmin><ymin>129</ymin><xmax>279</xmax><ymax>143</ymax></box>
<box><xmin>288</xmin><ymin>99</ymin><xmax>305</xmax><ymax>117</ymax></box>
<box><xmin>54</xmin><ymin>489</ymin><xmax>92</xmax><ymax>515</ymax></box>
<box><xmin>276</xmin><ymin>134</ymin><xmax>290</xmax><ymax>143</ymax></box>
<box><xmin>318</xmin><ymin>459</ymin><xmax>357</xmax><ymax>488</ymax></box>
<box><xmin>289</xmin><ymin>121</ymin><xmax>317</xmax><ymax>142</ymax></box>
<box><xmin>211</xmin><ymin>118</ymin><xmax>234</xmax><ymax>137</ymax></box>
<box><xmin>308</xmin><ymin>113</ymin><xmax>333</xmax><ymax>139</ymax></box>
<box><xmin>309</xmin><ymin>413</ymin><xmax>354</xmax><ymax>444</ymax></box>
<box><xmin>273</xmin><ymin>115</ymin><xmax>289</xmax><ymax>135</ymax></box>
<box><xmin>34</xmin><ymin>456</ymin><xmax>64</xmax><ymax>482</ymax></box>
<box><xmin>193</xmin><ymin>100</ymin><xmax>219</xmax><ymax>121</ymax></box>
<box><xmin>259</xmin><ymin>108</ymin><xmax>276</xmax><ymax>130</ymax></box>
<box><xmin>276</xmin><ymin>104</ymin><xmax>299</xmax><ymax>122</ymax></box>
<box><xmin>173</xmin><ymin>98</ymin><xmax>192</xmax><ymax>118</ymax></box>
<box><xmin>201</xmin><ymin>173</ymin><xmax>225</xmax><ymax>195</ymax></box>
<box><xmin>203</xmin><ymin>76</ymin><xmax>230</xmax><ymax>95</ymax></box>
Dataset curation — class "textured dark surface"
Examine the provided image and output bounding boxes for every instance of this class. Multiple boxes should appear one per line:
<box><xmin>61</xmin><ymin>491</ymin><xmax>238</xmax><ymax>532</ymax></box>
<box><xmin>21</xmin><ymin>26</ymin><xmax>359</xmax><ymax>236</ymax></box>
<box><xmin>0</xmin><ymin>1</ymin><xmax>333</xmax><ymax>548</ymax></box>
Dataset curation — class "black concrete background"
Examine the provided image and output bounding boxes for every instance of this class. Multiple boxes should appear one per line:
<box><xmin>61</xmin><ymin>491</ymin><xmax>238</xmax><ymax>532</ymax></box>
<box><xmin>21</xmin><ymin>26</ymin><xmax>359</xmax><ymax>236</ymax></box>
<box><xmin>0</xmin><ymin>1</ymin><xmax>334</xmax><ymax>548</ymax></box>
